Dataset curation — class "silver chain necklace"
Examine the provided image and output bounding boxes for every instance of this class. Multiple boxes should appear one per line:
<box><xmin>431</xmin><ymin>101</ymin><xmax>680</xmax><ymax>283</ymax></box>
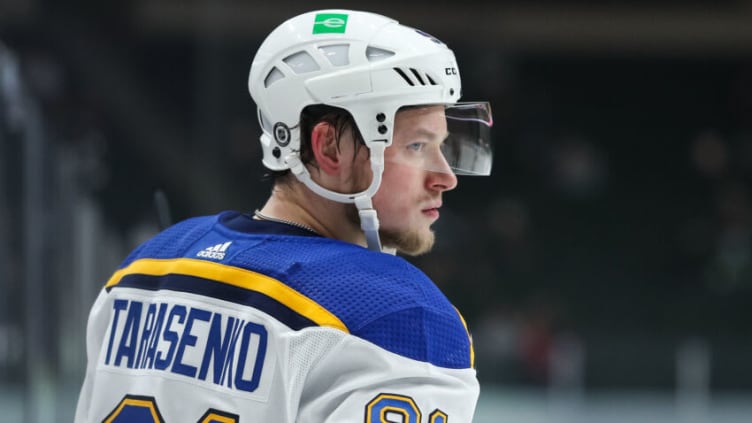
<box><xmin>253</xmin><ymin>210</ymin><xmax>318</xmax><ymax>234</ymax></box>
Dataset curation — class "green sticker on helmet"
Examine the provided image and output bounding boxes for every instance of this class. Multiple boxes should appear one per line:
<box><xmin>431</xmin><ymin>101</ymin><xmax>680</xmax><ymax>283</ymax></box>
<box><xmin>313</xmin><ymin>13</ymin><xmax>348</xmax><ymax>34</ymax></box>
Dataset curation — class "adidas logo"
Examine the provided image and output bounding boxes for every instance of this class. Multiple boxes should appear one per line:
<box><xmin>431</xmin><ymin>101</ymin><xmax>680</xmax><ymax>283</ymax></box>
<box><xmin>196</xmin><ymin>241</ymin><xmax>231</xmax><ymax>260</ymax></box>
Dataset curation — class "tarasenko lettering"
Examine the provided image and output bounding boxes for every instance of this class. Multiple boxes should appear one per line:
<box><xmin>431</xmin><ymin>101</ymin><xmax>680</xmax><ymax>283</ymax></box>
<box><xmin>103</xmin><ymin>298</ymin><xmax>268</xmax><ymax>393</ymax></box>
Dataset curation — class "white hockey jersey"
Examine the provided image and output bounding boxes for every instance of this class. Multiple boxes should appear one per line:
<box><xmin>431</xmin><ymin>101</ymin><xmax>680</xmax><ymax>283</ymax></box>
<box><xmin>75</xmin><ymin>211</ymin><xmax>479</xmax><ymax>422</ymax></box>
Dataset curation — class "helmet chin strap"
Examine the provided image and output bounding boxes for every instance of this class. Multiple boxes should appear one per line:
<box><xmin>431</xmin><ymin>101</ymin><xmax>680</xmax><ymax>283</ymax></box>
<box><xmin>286</xmin><ymin>142</ymin><xmax>392</xmax><ymax>254</ymax></box>
<box><xmin>353</xmin><ymin>195</ymin><xmax>382</xmax><ymax>252</ymax></box>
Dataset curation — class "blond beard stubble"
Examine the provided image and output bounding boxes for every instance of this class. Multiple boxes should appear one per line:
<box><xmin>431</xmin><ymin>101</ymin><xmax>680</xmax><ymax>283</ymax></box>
<box><xmin>344</xmin><ymin>204</ymin><xmax>435</xmax><ymax>256</ymax></box>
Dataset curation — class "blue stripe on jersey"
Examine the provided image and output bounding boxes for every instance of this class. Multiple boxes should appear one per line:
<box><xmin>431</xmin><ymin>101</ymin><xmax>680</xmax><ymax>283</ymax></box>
<box><xmin>115</xmin><ymin>273</ymin><xmax>317</xmax><ymax>331</ymax></box>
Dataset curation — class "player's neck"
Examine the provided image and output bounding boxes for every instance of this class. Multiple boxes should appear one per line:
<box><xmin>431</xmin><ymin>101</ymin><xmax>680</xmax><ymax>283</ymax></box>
<box><xmin>260</xmin><ymin>183</ymin><xmax>366</xmax><ymax>247</ymax></box>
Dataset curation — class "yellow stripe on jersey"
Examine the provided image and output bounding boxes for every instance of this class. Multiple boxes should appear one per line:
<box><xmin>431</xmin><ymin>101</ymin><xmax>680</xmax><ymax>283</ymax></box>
<box><xmin>103</xmin><ymin>396</ymin><xmax>162</xmax><ymax>423</ymax></box>
<box><xmin>199</xmin><ymin>412</ymin><xmax>238</xmax><ymax>423</ymax></box>
<box><xmin>105</xmin><ymin>258</ymin><xmax>349</xmax><ymax>333</ymax></box>
<box><xmin>454</xmin><ymin>306</ymin><xmax>475</xmax><ymax>368</ymax></box>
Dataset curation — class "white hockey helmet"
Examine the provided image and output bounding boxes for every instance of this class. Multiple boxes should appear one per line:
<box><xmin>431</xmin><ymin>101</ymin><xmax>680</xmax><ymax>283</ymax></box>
<box><xmin>248</xmin><ymin>9</ymin><xmax>492</xmax><ymax>251</ymax></box>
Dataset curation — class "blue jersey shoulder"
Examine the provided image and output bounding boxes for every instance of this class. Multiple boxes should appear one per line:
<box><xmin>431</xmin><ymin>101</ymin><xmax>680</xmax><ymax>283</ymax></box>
<box><xmin>120</xmin><ymin>215</ymin><xmax>218</xmax><ymax>267</ymax></box>
<box><xmin>117</xmin><ymin>212</ymin><xmax>473</xmax><ymax>369</ymax></box>
<box><xmin>227</xmin><ymin>230</ymin><xmax>473</xmax><ymax>369</ymax></box>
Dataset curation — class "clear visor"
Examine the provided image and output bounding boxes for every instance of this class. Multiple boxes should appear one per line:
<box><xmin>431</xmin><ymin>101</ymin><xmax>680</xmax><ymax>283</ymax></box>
<box><xmin>384</xmin><ymin>102</ymin><xmax>493</xmax><ymax>176</ymax></box>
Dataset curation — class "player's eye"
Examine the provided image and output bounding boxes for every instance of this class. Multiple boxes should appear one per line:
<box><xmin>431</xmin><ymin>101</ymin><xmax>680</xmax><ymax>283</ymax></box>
<box><xmin>407</xmin><ymin>142</ymin><xmax>426</xmax><ymax>152</ymax></box>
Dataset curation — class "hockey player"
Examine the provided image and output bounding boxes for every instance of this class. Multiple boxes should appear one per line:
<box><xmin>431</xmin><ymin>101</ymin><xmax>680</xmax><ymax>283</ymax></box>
<box><xmin>75</xmin><ymin>9</ymin><xmax>493</xmax><ymax>422</ymax></box>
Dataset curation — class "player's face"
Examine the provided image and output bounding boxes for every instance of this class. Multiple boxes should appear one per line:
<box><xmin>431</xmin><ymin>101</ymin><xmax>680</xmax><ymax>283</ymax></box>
<box><xmin>371</xmin><ymin>105</ymin><xmax>458</xmax><ymax>255</ymax></box>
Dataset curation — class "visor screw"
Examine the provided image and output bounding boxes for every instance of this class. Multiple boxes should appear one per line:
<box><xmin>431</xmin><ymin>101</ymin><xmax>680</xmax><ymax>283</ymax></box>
<box><xmin>378</xmin><ymin>124</ymin><xmax>388</xmax><ymax>135</ymax></box>
<box><xmin>376</xmin><ymin>113</ymin><xmax>386</xmax><ymax>122</ymax></box>
<box><xmin>272</xmin><ymin>147</ymin><xmax>281</xmax><ymax>159</ymax></box>
<box><xmin>450</xmin><ymin>88</ymin><xmax>455</xmax><ymax>96</ymax></box>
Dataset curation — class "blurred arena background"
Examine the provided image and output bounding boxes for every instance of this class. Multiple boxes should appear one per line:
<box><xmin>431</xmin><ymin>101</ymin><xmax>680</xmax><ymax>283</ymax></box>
<box><xmin>2</xmin><ymin>0</ymin><xmax>752</xmax><ymax>422</ymax></box>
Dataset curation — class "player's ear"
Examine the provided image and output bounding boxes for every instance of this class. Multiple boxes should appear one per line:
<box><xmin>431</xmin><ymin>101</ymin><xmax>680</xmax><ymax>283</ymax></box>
<box><xmin>310</xmin><ymin>122</ymin><xmax>342</xmax><ymax>175</ymax></box>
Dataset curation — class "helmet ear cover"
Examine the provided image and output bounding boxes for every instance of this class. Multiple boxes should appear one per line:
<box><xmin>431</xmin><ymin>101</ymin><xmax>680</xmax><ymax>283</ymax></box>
<box><xmin>298</xmin><ymin>105</ymin><xmax>366</xmax><ymax>169</ymax></box>
<box><xmin>268</xmin><ymin>105</ymin><xmax>366</xmax><ymax>183</ymax></box>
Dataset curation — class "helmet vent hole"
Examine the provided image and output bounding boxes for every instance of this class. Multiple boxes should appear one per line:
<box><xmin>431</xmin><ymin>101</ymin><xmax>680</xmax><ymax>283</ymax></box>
<box><xmin>409</xmin><ymin>68</ymin><xmax>425</xmax><ymax>85</ymax></box>
<box><xmin>264</xmin><ymin>67</ymin><xmax>285</xmax><ymax>88</ymax></box>
<box><xmin>319</xmin><ymin>44</ymin><xmax>350</xmax><ymax>67</ymax></box>
<box><xmin>393</xmin><ymin>67</ymin><xmax>415</xmax><ymax>86</ymax></box>
<box><xmin>394</xmin><ymin>67</ymin><xmax>435</xmax><ymax>87</ymax></box>
<box><xmin>283</xmin><ymin>51</ymin><xmax>320</xmax><ymax>74</ymax></box>
<box><xmin>366</xmin><ymin>46</ymin><xmax>395</xmax><ymax>62</ymax></box>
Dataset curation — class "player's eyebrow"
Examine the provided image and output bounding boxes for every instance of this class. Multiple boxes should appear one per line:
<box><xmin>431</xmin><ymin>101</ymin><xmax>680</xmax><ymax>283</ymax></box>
<box><xmin>404</xmin><ymin>127</ymin><xmax>449</xmax><ymax>143</ymax></box>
